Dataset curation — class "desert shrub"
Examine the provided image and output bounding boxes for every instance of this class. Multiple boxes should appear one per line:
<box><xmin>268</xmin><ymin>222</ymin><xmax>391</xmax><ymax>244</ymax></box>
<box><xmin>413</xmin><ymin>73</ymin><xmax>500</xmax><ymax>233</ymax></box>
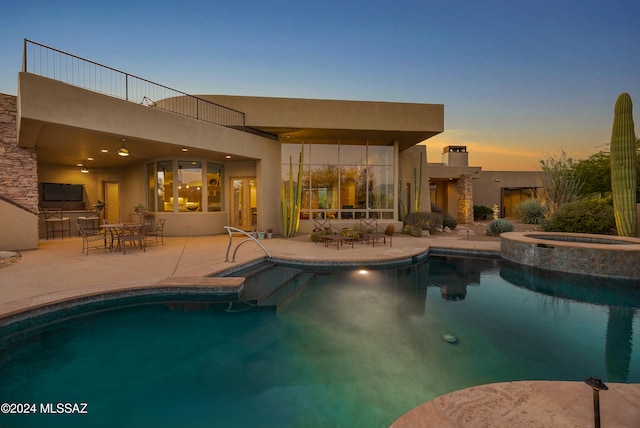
<box><xmin>517</xmin><ymin>199</ymin><xmax>545</xmax><ymax>224</ymax></box>
<box><xmin>443</xmin><ymin>213</ymin><xmax>457</xmax><ymax>230</ymax></box>
<box><xmin>402</xmin><ymin>224</ymin><xmax>423</xmax><ymax>236</ymax></box>
<box><xmin>404</xmin><ymin>211</ymin><xmax>444</xmax><ymax>233</ymax></box>
<box><xmin>486</xmin><ymin>218</ymin><xmax>514</xmax><ymax>236</ymax></box>
<box><xmin>473</xmin><ymin>205</ymin><xmax>493</xmax><ymax>220</ymax></box>
<box><xmin>541</xmin><ymin>195</ymin><xmax>616</xmax><ymax>234</ymax></box>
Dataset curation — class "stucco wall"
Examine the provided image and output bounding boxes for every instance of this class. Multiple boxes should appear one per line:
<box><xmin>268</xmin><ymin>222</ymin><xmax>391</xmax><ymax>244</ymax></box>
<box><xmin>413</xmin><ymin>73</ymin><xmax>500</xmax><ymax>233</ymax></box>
<box><xmin>18</xmin><ymin>74</ymin><xmax>282</xmax><ymax>237</ymax></box>
<box><xmin>473</xmin><ymin>170</ymin><xmax>545</xmax><ymax>208</ymax></box>
<box><xmin>199</xmin><ymin>95</ymin><xmax>444</xmax><ymax>142</ymax></box>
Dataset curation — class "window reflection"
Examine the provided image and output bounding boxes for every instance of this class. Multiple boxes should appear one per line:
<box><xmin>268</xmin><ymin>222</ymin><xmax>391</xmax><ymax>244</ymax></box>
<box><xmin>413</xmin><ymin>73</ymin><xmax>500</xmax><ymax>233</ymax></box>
<box><xmin>283</xmin><ymin>140</ymin><xmax>395</xmax><ymax>220</ymax></box>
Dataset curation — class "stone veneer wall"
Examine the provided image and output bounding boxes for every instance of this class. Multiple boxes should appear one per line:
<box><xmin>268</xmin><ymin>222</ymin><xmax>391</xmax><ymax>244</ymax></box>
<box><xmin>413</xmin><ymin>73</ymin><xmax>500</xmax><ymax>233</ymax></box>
<box><xmin>0</xmin><ymin>93</ymin><xmax>38</xmax><ymax>213</ymax></box>
<box><xmin>457</xmin><ymin>173</ymin><xmax>473</xmax><ymax>224</ymax></box>
<box><xmin>501</xmin><ymin>232</ymin><xmax>640</xmax><ymax>280</ymax></box>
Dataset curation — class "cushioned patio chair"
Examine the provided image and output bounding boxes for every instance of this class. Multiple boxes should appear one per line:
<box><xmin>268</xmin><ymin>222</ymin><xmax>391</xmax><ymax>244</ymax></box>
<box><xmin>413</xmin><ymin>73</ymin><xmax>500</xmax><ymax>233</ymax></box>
<box><xmin>313</xmin><ymin>218</ymin><xmax>339</xmax><ymax>235</ymax></box>
<box><xmin>312</xmin><ymin>218</ymin><xmax>339</xmax><ymax>245</ymax></box>
<box><xmin>44</xmin><ymin>208</ymin><xmax>71</xmax><ymax>239</ymax></box>
<box><xmin>359</xmin><ymin>218</ymin><xmax>392</xmax><ymax>247</ymax></box>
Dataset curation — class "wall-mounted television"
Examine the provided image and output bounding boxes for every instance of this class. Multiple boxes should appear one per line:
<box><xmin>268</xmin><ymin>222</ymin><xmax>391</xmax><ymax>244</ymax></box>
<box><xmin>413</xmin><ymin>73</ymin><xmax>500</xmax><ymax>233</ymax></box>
<box><xmin>41</xmin><ymin>183</ymin><xmax>84</xmax><ymax>202</ymax></box>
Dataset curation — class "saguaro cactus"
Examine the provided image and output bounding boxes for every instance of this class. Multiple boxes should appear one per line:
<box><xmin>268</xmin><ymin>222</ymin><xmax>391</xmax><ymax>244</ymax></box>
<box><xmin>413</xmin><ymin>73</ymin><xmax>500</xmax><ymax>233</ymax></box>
<box><xmin>610</xmin><ymin>92</ymin><xmax>637</xmax><ymax>237</ymax></box>
<box><xmin>413</xmin><ymin>151</ymin><xmax>423</xmax><ymax>212</ymax></box>
<box><xmin>281</xmin><ymin>144</ymin><xmax>304</xmax><ymax>238</ymax></box>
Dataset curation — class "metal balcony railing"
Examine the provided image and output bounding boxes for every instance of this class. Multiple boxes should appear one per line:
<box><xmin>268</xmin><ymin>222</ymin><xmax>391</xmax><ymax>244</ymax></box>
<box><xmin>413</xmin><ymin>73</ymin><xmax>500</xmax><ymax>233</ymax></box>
<box><xmin>22</xmin><ymin>39</ymin><xmax>246</xmax><ymax>130</ymax></box>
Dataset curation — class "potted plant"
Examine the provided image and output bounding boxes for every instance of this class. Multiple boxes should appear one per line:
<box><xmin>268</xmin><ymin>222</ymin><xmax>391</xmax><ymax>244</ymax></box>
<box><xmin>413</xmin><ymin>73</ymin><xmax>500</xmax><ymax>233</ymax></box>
<box><xmin>93</xmin><ymin>200</ymin><xmax>105</xmax><ymax>215</ymax></box>
<box><xmin>266</xmin><ymin>228</ymin><xmax>273</xmax><ymax>239</ymax></box>
<box><xmin>133</xmin><ymin>204</ymin><xmax>147</xmax><ymax>214</ymax></box>
<box><xmin>133</xmin><ymin>204</ymin><xmax>151</xmax><ymax>223</ymax></box>
<box><xmin>257</xmin><ymin>231</ymin><xmax>266</xmax><ymax>240</ymax></box>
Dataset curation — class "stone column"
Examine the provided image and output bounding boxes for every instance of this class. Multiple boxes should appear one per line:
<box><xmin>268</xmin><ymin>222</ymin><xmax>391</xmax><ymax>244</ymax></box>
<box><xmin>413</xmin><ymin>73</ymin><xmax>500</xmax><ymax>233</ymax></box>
<box><xmin>0</xmin><ymin>94</ymin><xmax>39</xmax><ymax>212</ymax></box>
<box><xmin>457</xmin><ymin>174</ymin><xmax>473</xmax><ymax>224</ymax></box>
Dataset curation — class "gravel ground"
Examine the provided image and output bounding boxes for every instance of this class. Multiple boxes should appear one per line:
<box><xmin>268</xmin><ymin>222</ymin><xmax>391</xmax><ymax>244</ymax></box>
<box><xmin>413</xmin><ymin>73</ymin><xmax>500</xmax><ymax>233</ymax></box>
<box><xmin>291</xmin><ymin>219</ymin><xmax>540</xmax><ymax>242</ymax></box>
<box><xmin>446</xmin><ymin>219</ymin><xmax>541</xmax><ymax>241</ymax></box>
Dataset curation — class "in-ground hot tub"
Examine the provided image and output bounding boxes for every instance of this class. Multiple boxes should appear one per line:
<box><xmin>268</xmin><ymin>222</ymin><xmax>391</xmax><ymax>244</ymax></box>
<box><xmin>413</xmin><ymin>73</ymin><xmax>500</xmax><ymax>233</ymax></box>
<box><xmin>500</xmin><ymin>232</ymin><xmax>640</xmax><ymax>280</ymax></box>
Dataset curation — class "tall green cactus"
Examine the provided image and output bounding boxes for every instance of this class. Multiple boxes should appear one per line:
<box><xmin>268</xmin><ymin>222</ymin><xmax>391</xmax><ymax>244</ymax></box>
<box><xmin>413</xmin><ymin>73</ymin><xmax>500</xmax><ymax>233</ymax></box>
<box><xmin>413</xmin><ymin>151</ymin><xmax>423</xmax><ymax>212</ymax></box>
<box><xmin>610</xmin><ymin>92</ymin><xmax>637</xmax><ymax>237</ymax></box>
<box><xmin>281</xmin><ymin>144</ymin><xmax>304</xmax><ymax>238</ymax></box>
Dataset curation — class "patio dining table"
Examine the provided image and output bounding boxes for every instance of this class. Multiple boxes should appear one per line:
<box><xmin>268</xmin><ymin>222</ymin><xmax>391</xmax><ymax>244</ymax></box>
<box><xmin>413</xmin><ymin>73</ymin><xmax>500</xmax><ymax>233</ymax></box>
<box><xmin>99</xmin><ymin>223</ymin><xmax>145</xmax><ymax>253</ymax></box>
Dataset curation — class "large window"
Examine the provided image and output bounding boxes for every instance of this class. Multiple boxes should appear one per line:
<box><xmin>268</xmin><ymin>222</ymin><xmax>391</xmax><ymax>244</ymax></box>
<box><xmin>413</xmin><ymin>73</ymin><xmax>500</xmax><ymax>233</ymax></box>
<box><xmin>282</xmin><ymin>140</ymin><xmax>395</xmax><ymax>220</ymax></box>
<box><xmin>148</xmin><ymin>160</ymin><xmax>223</xmax><ymax>213</ymax></box>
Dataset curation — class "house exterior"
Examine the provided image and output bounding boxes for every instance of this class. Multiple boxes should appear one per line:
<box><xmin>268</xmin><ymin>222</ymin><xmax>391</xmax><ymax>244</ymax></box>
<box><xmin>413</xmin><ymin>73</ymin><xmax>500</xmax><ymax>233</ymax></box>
<box><xmin>0</xmin><ymin>41</ymin><xmax>445</xmax><ymax>250</ymax></box>
<box><xmin>426</xmin><ymin>146</ymin><xmax>545</xmax><ymax>220</ymax></box>
<box><xmin>0</xmin><ymin>41</ymin><xmax>549</xmax><ymax>252</ymax></box>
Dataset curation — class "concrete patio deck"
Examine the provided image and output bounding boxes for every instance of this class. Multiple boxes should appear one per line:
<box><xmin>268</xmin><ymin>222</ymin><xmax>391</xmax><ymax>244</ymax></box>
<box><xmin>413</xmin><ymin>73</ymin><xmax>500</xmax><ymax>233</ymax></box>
<box><xmin>0</xmin><ymin>228</ymin><xmax>638</xmax><ymax>427</ymax></box>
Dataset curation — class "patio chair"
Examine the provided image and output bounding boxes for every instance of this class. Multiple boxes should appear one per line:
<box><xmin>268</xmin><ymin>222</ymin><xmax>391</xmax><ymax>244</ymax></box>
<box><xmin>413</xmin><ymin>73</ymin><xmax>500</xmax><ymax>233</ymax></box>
<box><xmin>43</xmin><ymin>208</ymin><xmax>71</xmax><ymax>239</ymax></box>
<box><xmin>119</xmin><ymin>224</ymin><xmax>146</xmax><ymax>254</ymax></box>
<box><xmin>359</xmin><ymin>218</ymin><xmax>392</xmax><ymax>247</ymax></box>
<box><xmin>77</xmin><ymin>221</ymin><xmax>106</xmax><ymax>255</ymax></box>
<box><xmin>146</xmin><ymin>218</ymin><xmax>166</xmax><ymax>245</ymax></box>
<box><xmin>313</xmin><ymin>218</ymin><xmax>339</xmax><ymax>235</ymax></box>
<box><xmin>77</xmin><ymin>209</ymin><xmax>100</xmax><ymax>235</ymax></box>
<box><xmin>312</xmin><ymin>218</ymin><xmax>339</xmax><ymax>245</ymax></box>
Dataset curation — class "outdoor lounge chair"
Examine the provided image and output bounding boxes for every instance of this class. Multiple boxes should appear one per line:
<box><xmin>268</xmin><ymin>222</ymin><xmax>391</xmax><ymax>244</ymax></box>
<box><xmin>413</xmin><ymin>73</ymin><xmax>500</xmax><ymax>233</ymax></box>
<box><xmin>313</xmin><ymin>218</ymin><xmax>339</xmax><ymax>235</ymax></box>
<box><xmin>359</xmin><ymin>218</ymin><xmax>392</xmax><ymax>247</ymax></box>
<box><xmin>312</xmin><ymin>218</ymin><xmax>339</xmax><ymax>245</ymax></box>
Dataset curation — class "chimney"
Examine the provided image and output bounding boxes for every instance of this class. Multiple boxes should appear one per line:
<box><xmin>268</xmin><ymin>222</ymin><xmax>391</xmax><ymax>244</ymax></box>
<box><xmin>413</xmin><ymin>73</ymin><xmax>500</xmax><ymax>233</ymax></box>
<box><xmin>442</xmin><ymin>146</ymin><xmax>468</xmax><ymax>167</ymax></box>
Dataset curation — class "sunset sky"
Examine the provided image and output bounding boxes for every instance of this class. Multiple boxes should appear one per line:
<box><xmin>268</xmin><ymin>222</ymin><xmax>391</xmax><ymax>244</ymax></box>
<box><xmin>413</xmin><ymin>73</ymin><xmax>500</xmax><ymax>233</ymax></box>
<box><xmin>1</xmin><ymin>0</ymin><xmax>638</xmax><ymax>170</ymax></box>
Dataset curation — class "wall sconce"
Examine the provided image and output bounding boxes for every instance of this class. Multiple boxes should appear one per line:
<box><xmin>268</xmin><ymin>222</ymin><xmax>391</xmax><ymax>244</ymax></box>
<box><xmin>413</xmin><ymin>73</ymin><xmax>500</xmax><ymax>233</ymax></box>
<box><xmin>118</xmin><ymin>139</ymin><xmax>130</xmax><ymax>157</ymax></box>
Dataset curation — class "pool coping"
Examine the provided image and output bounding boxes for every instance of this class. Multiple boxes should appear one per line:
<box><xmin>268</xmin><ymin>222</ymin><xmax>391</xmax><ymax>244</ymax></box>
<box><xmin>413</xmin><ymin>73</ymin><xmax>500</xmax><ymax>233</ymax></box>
<box><xmin>390</xmin><ymin>380</ymin><xmax>640</xmax><ymax>427</ymax></box>
<box><xmin>0</xmin><ymin>245</ymin><xmax>504</xmax><ymax>326</ymax></box>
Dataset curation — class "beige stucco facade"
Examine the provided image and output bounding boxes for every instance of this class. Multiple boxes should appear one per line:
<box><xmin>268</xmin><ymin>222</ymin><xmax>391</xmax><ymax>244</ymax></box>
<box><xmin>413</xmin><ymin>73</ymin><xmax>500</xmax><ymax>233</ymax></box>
<box><xmin>0</xmin><ymin>67</ymin><xmax>444</xmax><ymax>250</ymax></box>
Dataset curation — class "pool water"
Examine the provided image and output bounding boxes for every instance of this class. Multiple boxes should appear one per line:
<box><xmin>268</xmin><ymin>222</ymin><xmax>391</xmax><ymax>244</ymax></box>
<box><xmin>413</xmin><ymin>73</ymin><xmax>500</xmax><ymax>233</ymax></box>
<box><xmin>1</xmin><ymin>256</ymin><xmax>639</xmax><ymax>427</ymax></box>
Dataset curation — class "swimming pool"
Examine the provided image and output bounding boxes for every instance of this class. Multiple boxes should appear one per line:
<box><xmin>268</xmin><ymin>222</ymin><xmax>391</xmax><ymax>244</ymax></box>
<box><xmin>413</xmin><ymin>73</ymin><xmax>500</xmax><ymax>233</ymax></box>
<box><xmin>1</xmin><ymin>256</ymin><xmax>638</xmax><ymax>427</ymax></box>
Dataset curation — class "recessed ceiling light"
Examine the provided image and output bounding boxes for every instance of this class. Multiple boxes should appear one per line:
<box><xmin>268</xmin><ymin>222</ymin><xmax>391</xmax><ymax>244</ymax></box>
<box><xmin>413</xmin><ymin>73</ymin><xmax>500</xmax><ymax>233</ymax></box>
<box><xmin>77</xmin><ymin>163</ymin><xmax>83</xmax><ymax>167</ymax></box>
<box><xmin>181</xmin><ymin>148</ymin><xmax>189</xmax><ymax>152</ymax></box>
<box><xmin>225</xmin><ymin>155</ymin><xmax>232</xmax><ymax>159</ymax></box>
<box><xmin>87</xmin><ymin>157</ymin><xmax>94</xmax><ymax>161</ymax></box>
<box><xmin>101</xmin><ymin>149</ymin><xmax>108</xmax><ymax>153</ymax></box>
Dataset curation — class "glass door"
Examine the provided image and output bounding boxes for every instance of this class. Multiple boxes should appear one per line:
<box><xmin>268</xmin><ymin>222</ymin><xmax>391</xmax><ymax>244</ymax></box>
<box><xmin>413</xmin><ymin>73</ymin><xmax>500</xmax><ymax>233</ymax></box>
<box><xmin>230</xmin><ymin>177</ymin><xmax>256</xmax><ymax>231</ymax></box>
